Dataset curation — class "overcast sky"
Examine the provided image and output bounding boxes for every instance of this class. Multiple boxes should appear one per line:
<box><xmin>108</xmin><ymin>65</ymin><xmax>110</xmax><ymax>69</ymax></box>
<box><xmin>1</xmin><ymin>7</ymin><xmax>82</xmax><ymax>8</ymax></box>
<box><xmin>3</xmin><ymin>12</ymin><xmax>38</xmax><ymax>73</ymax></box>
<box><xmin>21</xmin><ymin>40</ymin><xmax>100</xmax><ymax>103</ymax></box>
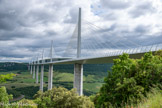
<box><xmin>0</xmin><ymin>0</ymin><xmax>162</xmax><ymax>62</ymax></box>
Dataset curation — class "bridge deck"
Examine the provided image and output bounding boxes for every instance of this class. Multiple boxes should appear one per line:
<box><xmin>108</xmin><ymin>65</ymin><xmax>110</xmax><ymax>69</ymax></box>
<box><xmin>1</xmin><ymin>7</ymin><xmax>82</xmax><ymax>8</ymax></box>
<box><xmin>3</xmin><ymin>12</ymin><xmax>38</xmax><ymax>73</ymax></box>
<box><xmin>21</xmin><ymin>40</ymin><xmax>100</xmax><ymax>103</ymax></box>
<box><xmin>39</xmin><ymin>51</ymin><xmax>155</xmax><ymax>65</ymax></box>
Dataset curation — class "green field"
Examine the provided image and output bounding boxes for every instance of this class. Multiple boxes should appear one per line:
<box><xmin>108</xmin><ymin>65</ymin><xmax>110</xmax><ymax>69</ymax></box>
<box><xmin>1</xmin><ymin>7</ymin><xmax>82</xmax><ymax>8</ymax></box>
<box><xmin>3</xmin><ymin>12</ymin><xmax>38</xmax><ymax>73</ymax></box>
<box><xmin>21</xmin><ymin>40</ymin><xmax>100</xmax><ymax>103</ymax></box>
<box><xmin>0</xmin><ymin>70</ymin><xmax>108</xmax><ymax>99</ymax></box>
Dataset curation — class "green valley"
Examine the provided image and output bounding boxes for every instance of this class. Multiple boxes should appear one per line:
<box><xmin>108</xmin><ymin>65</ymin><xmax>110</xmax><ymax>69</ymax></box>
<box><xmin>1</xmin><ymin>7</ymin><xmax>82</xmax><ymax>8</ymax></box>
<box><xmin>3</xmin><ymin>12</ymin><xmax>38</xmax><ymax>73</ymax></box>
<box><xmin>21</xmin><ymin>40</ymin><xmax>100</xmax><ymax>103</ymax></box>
<box><xmin>0</xmin><ymin>63</ymin><xmax>112</xmax><ymax>99</ymax></box>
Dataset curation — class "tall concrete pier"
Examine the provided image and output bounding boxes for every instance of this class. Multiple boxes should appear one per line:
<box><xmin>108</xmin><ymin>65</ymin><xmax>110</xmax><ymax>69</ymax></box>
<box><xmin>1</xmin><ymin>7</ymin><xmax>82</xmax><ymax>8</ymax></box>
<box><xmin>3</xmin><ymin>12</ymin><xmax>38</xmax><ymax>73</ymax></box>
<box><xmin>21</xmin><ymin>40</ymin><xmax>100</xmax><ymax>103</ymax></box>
<box><xmin>48</xmin><ymin>41</ymin><xmax>53</xmax><ymax>90</ymax></box>
<box><xmin>74</xmin><ymin>63</ymin><xmax>83</xmax><ymax>95</ymax></box>
<box><xmin>30</xmin><ymin>63</ymin><xmax>32</xmax><ymax>75</ymax></box>
<box><xmin>48</xmin><ymin>64</ymin><xmax>53</xmax><ymax>90</ymax></box>
<box><xmin>33</xmin><ymin>62</ymin><xmax>35</xmax><ymax>79</ymax></box>
<box><xmin>73</xmin><ymin>8</ymin><xmax>83</xmax><ymax>96</ymax></box>
<box><xmin>28</xmin><ymin>64</ymin><xmax>30</xmax><ymax>71</ymax></box>
<box><xmin>36</xmin><ymin>57</ymin><xmax>39</xmax><ymax>84</ymax></box>
<box><xmin>36</xmin><ymin>64</ymin><xmax>39</xmax><ymax>84</ymax></box>
<box><xmin>40</xmin><ymin>64</ymin><xmax>44</xmax><ymax>91</ymax></box>
<box><xmin>40</xmin><ymin>50</ymin><xmax>44</xmax><ymax>91</ymax></box>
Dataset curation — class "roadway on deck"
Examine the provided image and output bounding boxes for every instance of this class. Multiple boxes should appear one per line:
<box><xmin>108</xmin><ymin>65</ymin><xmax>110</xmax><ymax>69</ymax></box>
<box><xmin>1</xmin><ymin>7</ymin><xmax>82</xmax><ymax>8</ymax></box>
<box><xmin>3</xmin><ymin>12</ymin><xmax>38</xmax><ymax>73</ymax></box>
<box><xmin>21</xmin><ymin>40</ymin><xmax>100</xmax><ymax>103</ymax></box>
<box><xmin>39</xmin><ymin>51</ymin><xmax>155</xmax><ymax>65</ymax></box>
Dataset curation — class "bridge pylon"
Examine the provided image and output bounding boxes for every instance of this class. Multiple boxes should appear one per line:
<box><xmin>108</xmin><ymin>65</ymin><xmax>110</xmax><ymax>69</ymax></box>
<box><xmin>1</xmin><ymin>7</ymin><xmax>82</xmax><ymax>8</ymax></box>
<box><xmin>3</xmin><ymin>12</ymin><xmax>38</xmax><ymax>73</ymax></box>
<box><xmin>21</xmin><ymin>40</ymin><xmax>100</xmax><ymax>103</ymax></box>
<box><xmin>73</xmin><ymin>8</ymin><xmax>83</xmax><ymax>96</ymax></box>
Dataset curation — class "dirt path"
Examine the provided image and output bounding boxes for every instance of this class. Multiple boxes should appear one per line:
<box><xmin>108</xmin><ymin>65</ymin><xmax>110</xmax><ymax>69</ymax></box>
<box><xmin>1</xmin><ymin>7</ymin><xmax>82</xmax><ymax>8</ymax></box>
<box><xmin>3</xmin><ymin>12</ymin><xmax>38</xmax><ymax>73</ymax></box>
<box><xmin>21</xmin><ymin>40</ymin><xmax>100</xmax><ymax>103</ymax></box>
<box><xmin>10</xmin><ymin>95</ymin><xmax>24</xmax><ymax>102</ymax></box>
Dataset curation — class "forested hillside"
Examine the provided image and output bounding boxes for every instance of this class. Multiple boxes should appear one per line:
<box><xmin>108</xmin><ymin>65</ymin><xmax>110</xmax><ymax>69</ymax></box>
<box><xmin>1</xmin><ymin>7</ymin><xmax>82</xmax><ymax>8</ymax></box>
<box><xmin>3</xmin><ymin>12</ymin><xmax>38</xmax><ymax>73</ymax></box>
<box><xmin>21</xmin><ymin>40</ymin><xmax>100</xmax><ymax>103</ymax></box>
<box><xmin>0</xmin><ymin>62</ymin><xmax>27</xmax><ymax>71</ymax></box>
<box><xmin>0</xmin><ymin>62</ymin><xmax>112</xmax><ymax>76</ymax></box>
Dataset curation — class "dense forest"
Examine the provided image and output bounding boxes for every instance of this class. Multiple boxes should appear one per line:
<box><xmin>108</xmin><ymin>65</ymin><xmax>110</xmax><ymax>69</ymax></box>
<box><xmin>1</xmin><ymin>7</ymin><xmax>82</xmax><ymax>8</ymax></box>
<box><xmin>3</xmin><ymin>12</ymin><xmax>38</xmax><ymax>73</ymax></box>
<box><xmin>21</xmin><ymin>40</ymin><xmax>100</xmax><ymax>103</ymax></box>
<box><xmin>0</xmin><ymin>63</ymin><xmax>27</xmax><ymax>71</ymax></box>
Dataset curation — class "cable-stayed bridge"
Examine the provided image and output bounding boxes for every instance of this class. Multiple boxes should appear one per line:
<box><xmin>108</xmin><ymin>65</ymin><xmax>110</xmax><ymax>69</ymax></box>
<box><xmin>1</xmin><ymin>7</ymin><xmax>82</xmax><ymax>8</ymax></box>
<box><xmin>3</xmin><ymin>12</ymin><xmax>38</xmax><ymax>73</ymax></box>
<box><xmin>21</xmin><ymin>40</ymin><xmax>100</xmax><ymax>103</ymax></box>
<box><xmin>29</xmin><ymin>8</ymin><xmax>162</xmax><ymax>96</ymax></box>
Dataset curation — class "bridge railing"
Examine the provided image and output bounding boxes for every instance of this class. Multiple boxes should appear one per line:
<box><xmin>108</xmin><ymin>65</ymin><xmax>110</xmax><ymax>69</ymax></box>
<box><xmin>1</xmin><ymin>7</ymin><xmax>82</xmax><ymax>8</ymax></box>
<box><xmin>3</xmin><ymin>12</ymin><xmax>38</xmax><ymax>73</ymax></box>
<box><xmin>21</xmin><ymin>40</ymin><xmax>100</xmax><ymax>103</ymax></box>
<box><xmin>33</xmin><ymin>43</ymin><xmax>162</xmax><ymax>65</ymax></box>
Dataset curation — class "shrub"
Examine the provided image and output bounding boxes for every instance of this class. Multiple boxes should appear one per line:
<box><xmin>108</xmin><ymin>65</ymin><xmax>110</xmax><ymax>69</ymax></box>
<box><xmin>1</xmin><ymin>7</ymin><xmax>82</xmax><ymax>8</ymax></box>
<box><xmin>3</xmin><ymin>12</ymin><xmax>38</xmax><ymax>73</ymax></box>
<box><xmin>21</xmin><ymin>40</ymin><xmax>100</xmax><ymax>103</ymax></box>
<box><xmin>17</xmin><ymin>99</ymin><xmax>37</xmax><ymax>108</ymax></box>
<box><xmin>34</xmin><ymin>87</ymin><xmax>94</xmax><ymax>108</ymax></box>
<box><xmin>11</xmin><ymin>99</ymin><xmax>37</xmax><ymax>108</ymax></box>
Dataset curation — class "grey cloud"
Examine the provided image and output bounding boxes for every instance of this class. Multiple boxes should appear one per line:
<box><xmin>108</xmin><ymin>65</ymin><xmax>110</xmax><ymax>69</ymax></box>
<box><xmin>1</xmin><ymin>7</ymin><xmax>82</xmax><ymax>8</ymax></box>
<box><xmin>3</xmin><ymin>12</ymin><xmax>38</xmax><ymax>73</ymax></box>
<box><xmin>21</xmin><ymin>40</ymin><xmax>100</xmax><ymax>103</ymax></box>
<box><xmin>0</xmin><ymin>10</ymin><xmax>18</xmax><ymax>31</ymax></box>
<box><xmin>0</xmin><ymin>0</ymin><xmax>65</xmax><ymax>41</ymax></box>
<box><xmin>101</xmin><ymin>12</ymin><xmax>118</xmax><ymax>21</ymax></box>
<box><xmin>0</xmin><ymin>18</ymin><xmax>15</xmax><ymax>30</ymax></box>
<box><xmin>63</xmin><ymin>7</ymin><xmax>78</xmax><ymax>24</ymax></box>
<box><xmin>134</xmin><ymin>25</ymin><xmax>150</xmax><ymax>34</ymax></box>
<box><xmin>0</xmin><ymin>0</ymin><xmax>35</xmax><ymax>28</ymax></box>
<box><xmin>129</xmin><ymin>1</ymin><xmax>156</xmax><ymax>18</ymax></box>
<box><xmin>100</xmin><ymin>0</ymin><xmax>130</xmax><ymax>9</ymax></box>
<box><xmin>0</xmin><ymin>28</ymin><xmax>34</xmax><ymax>41</ymax></box>
<box><xmin>0</xmin><ymin>0</ymin><xmax>78</xmax><ymax>61</ymax></box>
<box><xmin>0</xmin><ymin>2</ymin><xmax>35</xmax><ymax>41</ymax></box>
<box><xmin>28</xmin><ymin>9</ymin><xmax>57</xmax><ymax>24</ymax></box>
<box><xmin>0</xmin><ymin>48</ymin><xmax>31</xmax><ymax>58</ymax></box>
<box><xmin>46</xmin><ymin>30</ymin><xmax>57</xmax><ymax>36</ymax></box>
<box><xmin>99</xmin><ymin>24</ymin><xmax>117</xmax><ymax>32</ymax></box>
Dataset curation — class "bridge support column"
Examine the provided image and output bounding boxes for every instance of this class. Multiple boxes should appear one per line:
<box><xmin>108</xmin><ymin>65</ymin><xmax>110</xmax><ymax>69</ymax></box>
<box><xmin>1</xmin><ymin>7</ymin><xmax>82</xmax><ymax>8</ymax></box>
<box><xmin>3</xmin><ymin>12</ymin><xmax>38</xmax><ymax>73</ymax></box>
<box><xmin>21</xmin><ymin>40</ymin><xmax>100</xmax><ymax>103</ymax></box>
<box><xmin>48</xmin><ymin>64</ymin><xmax>53</xmax><ymax>90</ymax></box>
<box><xmin>33</xmin><ymin>65</ymin><xmax>35</xmax><ymax>79</ymax></box>
<box><xmin>74</xmin><ymin>63</ymin><xmax>83</xmax><ymax>96</ymax></box>
<box><xmin>40</xmin><ymin>64</ymin><xmax>44</xmax><ymax>91</ymax></box>
<box><xmin>30</xmin><ymin>65</ymin><xmax>32</xmax><ymax>75</ymax></box>
<box><xmin>36</xmin><ymin>65</ymin><xmax>39</xmax><ymax>84</ymax></box>
<box><xmin>28</xmin><ymin>65</ymin><xmax>30</xmax><ymax>71</ymax></box>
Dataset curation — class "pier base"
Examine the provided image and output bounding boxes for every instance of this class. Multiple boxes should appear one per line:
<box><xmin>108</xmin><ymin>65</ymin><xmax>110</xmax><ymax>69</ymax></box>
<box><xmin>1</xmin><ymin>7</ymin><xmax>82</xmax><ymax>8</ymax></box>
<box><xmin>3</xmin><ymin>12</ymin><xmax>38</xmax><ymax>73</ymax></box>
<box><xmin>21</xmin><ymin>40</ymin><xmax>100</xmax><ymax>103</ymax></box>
<box><xmin>40</xmin><ymin>64</ymin><xmax>44</xmax><ymax>91</ymax></box>
<box><xmin>30</xmin><ymin>65</ymin><xmax>32</xmax><ymax>74</ymax></box>
<box><xmin>48</xmin><ymin>64</ymin><xmax>53</xmax><ymax>90</ymax></box>
<box><xmin>33</xmin><ymin>65</ymin><xmax>35</xmax><ymax>79</ymax></box>
<box><xmin>36</xmin><ymin>65</ymin><xmax>39</xmax><ymax>84</ymax></box>
<box><xmin>74</xmin><ymin>63</ymin><xmax>83</xmax><ymax>96</ymax></box>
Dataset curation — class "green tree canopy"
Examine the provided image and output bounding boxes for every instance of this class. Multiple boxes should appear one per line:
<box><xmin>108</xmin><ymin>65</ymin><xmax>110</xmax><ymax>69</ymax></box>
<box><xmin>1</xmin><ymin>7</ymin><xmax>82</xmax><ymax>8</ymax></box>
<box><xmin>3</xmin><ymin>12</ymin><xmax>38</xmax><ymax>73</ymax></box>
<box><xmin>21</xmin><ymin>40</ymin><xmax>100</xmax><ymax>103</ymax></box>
<box><xmin>95</xmin><ymin>51</ymin><xmax>162</xmax><ymax>107</ymax></box>
<box><xmin>0</xmin><ymin>86</ymin><xmax>13</xmax><ymax>108</ymax></box>
<box><xmin>0</xmin><ymin>73</ymin><xmax>15</xmax><ymax>107</ymax></box>
<box><xmin>0</xmin><ymin>73</ymin><xmax>15</xmax><ymax>83</ymax></box>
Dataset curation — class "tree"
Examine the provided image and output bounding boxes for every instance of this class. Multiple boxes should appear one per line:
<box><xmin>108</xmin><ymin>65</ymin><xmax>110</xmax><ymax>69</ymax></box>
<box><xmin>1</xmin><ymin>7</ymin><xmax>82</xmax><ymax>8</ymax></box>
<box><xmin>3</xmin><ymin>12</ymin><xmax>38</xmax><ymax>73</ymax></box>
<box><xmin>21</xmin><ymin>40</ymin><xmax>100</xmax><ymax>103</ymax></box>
<box><xmin>0</xmin><ymin>86</ymin><xmax>13</xmax><ymax>108</ymax></box>
<box><xmin>34</xmin><ymin>87</ymin><xmax>94</xmax><ymax>108</ymax></box>
<box><xmin>94</xmin><ymin>51</ymin><xmax>162</xmax><ymax>107</ymax></box>
<box><xmin>0</xmin><ymin>73</ymin><xmax>15</xmax><ymax>83</ymax></box>
<box><xmin>0</xmin><ymin>73</ymin><xmax>15</xmax><ymax>108</ymax></box>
